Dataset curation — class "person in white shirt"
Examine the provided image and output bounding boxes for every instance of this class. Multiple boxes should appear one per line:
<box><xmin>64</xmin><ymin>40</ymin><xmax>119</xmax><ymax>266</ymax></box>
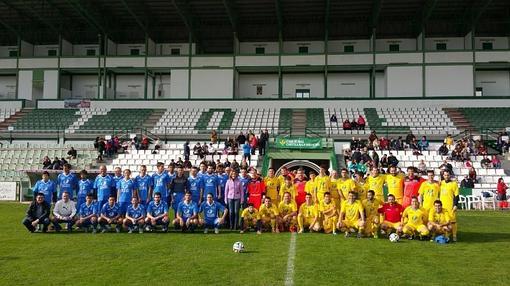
<box><xmin>51</xmin><ymin>191</ymin><xmax>76</xmax><ymax>232</ymax></box>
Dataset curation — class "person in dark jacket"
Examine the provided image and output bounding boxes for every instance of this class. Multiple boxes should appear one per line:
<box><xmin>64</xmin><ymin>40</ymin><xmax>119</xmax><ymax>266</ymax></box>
<box><xmin>22</xmin><ymin>193</ymin><xmax>50</xmax><ymax>232</ymax></box>
<box><xmin>183</xmin><ymin>141</ymin><xmax>190</xmax><ymax>161</ymax></box>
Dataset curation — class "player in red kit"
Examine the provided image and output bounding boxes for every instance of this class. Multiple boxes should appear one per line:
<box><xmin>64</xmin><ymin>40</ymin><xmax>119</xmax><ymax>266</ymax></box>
<box><xmin>293</xmin><ymin>168</ymin><xmax>308</xmax><ymax>209</ymax></box>
<box><xmin>402</xmin><ymin>166</ymin><xmax>424</xmax><ymax>209</ymax></box>
<box><xmin>247</xmin><ymin>170</ymin><xmax>266</xmax><ymax>209</ymax></box>
<box><xmin>378</xmin><ymin>194</ymin><xmax>404</xmax><ymax>236</ymax></box>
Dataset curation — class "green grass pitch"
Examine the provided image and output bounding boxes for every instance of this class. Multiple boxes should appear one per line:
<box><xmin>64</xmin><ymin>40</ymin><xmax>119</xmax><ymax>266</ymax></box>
<box><xmin>0</xmin><ymin>202</ymin><xmax>509</xmax><ymax>286</ymax></box>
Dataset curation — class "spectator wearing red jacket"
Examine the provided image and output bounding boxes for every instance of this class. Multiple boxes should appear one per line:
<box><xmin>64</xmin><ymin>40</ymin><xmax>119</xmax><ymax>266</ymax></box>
<box><xmin>497</xmin><ymin>178</ymin><xmax>508</xmax><ymax>209</ymax></box>
<box><xmin>342</xmin><ymin>119</ymin><xmax>351</xmax><ymax>130</ymax></box>
<box><xmin>357</xmin><ymin>115</ymin><xmax>366</xmax><ymax>130</ymax></box>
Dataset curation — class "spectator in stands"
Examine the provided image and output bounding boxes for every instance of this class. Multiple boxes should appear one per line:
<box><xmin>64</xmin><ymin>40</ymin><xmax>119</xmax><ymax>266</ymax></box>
<box><xmin>497</xmin><ymin>178</ymin><xmax>507</xmax><ymax>209</ymax></box>
<box><xmin>22</xmin><ymin>193</ymin><xmax>50</xmax><ymax>233</ymax></box>
<box><xmin>464</xmin><ymin>159</ymin><xmax>472</xmax><ymax>168</ymax></box>
<box><xmin>236</xmin><ymin>132</ymin><xmax>246</xmax><ymax>145</ymax></box>
<box><xmin>360</xmin><ymin>149</ymin><xmax>371</xmax><ymax>164</ymax></box>
<box><xmin>210</xmin><ymin>130</ymin><xmax>218</xmax><ymax>144</ymax></box>
<box><xmin>242</xmin><ymin>143</ymin><xmax>251</xmax><ymax>164</ymax></box>
<box><xmin>481</xmin><ymin>155</ymin><xmax>491</xmax><ymax>168</ymax></box>
<box><xmin>183</xmin><ymin>141</ymin><xmax>190</xmax><ymax>161</ymax></box>
<box><xmin>240</xmin><ymin>158</ymin><xmax>249</xmax><ymax>170</ymax></box>
<box><xmin>380</xmin><ymin>154</ymin><xmax>389</xmax><ymax>168</ymax></box>
<box><xmin>350</xmin><ymin>119</ymin><xmax>358</xmax><ymax>130</ymax></box>
<box><xmin>350</xmin><ymin>137</ymin><xmax>359</xmax><ymax>150</ymax></box>
<box><xmin>259</xmin><ymin>129</ymin><xmax>269</xmax><ymax>155</ymax></box>
<box><xmin>387</xmin><ymin>152</ymin><xmax>399</xmax><ymax>167</ymax></box>
<box><xmin>193</xmin><ymin>142</ymin><xmax>202</xmax><ymax>156</ymax></box>
<box><xmin>439</xmin><ymin>160</ymin><xmax>453</xmax><ymax>177</ymax></box>
<box><xmin>330</xmin><ymin>114</ymin><xmax>337</xmax><ymax>123</ymax></box>
<box><xmin>183</xmin><ymin>159</ymin><xmax>192</xmax><ymax>170</ymax></box>
<box><xmin>351</xmin><ymin>148</ymin><xmax>361</xmax><ymax>163</ymax></box>
<box><xmin>418</xmin><ymin>136</ymin><xmax>429</xmax><ymax>151</ymax></box>
<box><xmin>371</xmin><ymin>151</ymin><xmax>379</xmax><ymax>167</ymax></box>
<box><xmin>417</xmin><ymin>160</ymin><xmax>427</xmax><ymax>175</ymax></box>
<box><xmin>42</xmin><ymin>156</ymin><xmax>52</xmax><ymax>169</ymax></box>
<box><xmin>343</xmin><ymin>119</ymin><xmax>351</xmax><ymax>130</ymax></box>
<box><xmin>224</xmin><ymin>158</ymin><xmax>231</xmax><ymax>168</ymax></box>
<box><xmin>409</xmin><ymin>139</ymin><xmax>420</xmax><ymax>152</ymax></box>
<box><xmin>95</xmin><ymin>137</ymin><xmax>105</xmax><ymax>162</ymax></box>
<box><xmin>460</xmin><ymin>175</ymin><xmax>475</xmax><ymax>189</ymax></box>
<box><xmin>201</xmin><ymin>142</ymin><xmax>209</xmax><ymax>157</ymax></box>
<box><xmin>379</xmin><ymin>136</ymin><xmax>389</xmax><ymax>150</ymax></box>
<box><xmin>405</xmin><ymin>132</ymin><xmax>416</xmax><ymax>147</ymax></box>
<box><xmin>368</xmin><ymin>131</ymin><xmax>378</xmax><ymax>144</ymax></box>
<box><xmin>492</xmin><ymin>156</ymin><xmax>501</xmax><ymax>169</ymax></box>
<box><xmin>230</xmin><ymin>159</ymin><xmax>240</xmax><ymax>173</ymax></box>
<box><xmin>250</xmin><ymin>134</ymin><xmax>258</xmax><ymax>156</ymax></box>
<box><xmin>438</xmin><ymin>143</ymin><xmax>449</xmax><ymax>156</ymax></box>
<box><xmin>66</xmin><ymin>147</ymin><xmax>77</xmax><ymax>160</ymax></box>
<box><xmin>52</xmin><ymin>157</ymin><xmax>62</xmax><ymax>170</ymax></box>
<box><xmin>444</xmin><ymin>134</ymin><xmax>454</xmax><ymax>150</ymax></box>
<box><xmin>176</xmin><ymin>157</ymin><xmax>184</xmax><ymax>167</ymax></box>
<box><xmin>468</xmin><ymin>167</ymin><xmax>478</xmax><ymax>182</ymax></box>
<box><xmin>357</xmin><ymin>115</ymin><xmax>366</xmax><ymax>130</ymax></box>
<box><xmin>477</xmin><ymin>144</ymin><xmax>488</xmax><ymax>156</ymax></box>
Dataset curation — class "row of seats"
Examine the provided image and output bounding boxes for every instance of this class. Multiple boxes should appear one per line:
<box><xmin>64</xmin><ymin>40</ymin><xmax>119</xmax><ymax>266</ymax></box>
<box><xmin>0</xmin><ymin>108</ymin><xmax>19</xmax><ymax>123</ymax></box>
<box><xmin>459</xmin><ymin>107</ymin><xmax>510</xmax><ymax>130</ymax></box>
<box><xmin>324</xmin><ymin>108</ymin><xmax>370</xmax><ymax>135</ymax></box>
<box><xmin>152</xmin><ymin>109</ymin><xmax>202</xmax><ymax>134</ymax></box>
<box><xmin>12</xmin><ymin>109</ymin><xmax>80</xmax><ymax>131</ymax></box>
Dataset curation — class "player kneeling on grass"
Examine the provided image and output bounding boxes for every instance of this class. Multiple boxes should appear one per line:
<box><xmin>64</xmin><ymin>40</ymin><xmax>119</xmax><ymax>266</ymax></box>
<box><xmin>362</xmin><ymin>190</ymin><xmax>382</xmax><ymax>238</ymax></box>
<box><xmin>338</xmin><ymin>191</ymin><xmax>365</xmax><ymax>238</ymax></box>
<box><xmin>379</xmin><ymin>194</ymin><xmax>403</xmax><ymax>237</ymax></box>
<box><xmin>76</xmin><ymin>194</ymin><xmax>97</xmax><ymax>233</ymax></box>
<box><xmin>319</xmin><ymin>192</ymin><xmax>339</xmax><ymax>235</ymax></box>
<box><xmin>173</xmin><ymin>191</ymin><xmax>199</xmax><ymax>232</ymax></box>
<box><xmin>22</xmin><ymin>193</ymin><xmax>51</xmax><ymax>233</ymax></box>
<box><xmin>401</xmin><ymin>197</ymin><xmax>429</xmax><ymax>240</ymax></box>
<box><xmin>199</xmin><ymin>193</ymin><xmax>228</xmax><ymax>234</ymax></box>
<box><xmin>297</xmin><ymin>193</ymin><xmax>320</xmax><ymax>234</ymax></box>
<box><xmin>98</xmin><ymin>195</ymin><xmax>122</xmax><ymax>233</ymax></box>
<box><xmin>259</xmin><ymin>197</ymin><xmax>280</xmax><ymax>233</ymax></box>
<box><xmin>427</xmin><ymin>200</ymin><xmax>452</xmax><ymax>240</ymax></box>
<box><xmin>240</xmin><ymin>203</ymin><xmax>261</xmax><ymax>234</ymax></box>
<box><xmin>123</xmin><ymin>196</ymin><xmax>146</xmax><ymax>234</ymax></box>
<box><xmin>52</xmin><ymin>191</ymin><xmax>77</xmax><ymax>232</ymax></box>
<box><xmin>278</xmin><ymin>192</ymin><xmax>298</xmax><ymax>232</ymax></box>
<box><xmin>145</xmin><ymin>192</ymin><xmax>169</xmax><ymax>232</ymax></box>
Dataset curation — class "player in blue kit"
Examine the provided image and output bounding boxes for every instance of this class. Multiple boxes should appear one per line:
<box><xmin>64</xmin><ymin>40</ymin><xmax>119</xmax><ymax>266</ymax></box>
<box><xmin>187</xmin><ymin>166</ymin><xmax>204</xmax><ymax>204</ymax></box>
<box><xmin>77</xmin><ymin>170</ymin><xmax>93</xmax><ymax>209</ymax></box>
<box><xmin>116</xmin><ymin>169</ymin><xmax>137</xmax><ymax>215</ymax></box>
<box><xmin>76</xmin><ymin>194</ymin><xmax>97</xmax><ymax>233</ymax></box>
<box><xmin>135</xmin><ymin>165</ymin><xmax>153</xmax><ymax>206</ymax></box>
<box><xmin>123</xmin><ymin>196</ymin><xmax>146</xmax><ymax>234</ymax></box>
<box><xmin>198</xmin><ymin>162</ymin><xmax>207</xmax><ymax>177</ymax></box>
<box><xmin>98</xmin><ymin>195</ymin><xmax>122</xmax><ymax>233</ymax></box>
<box><xmin>202</xmin><ymin>165</ymin><xmax>220</xmax><ymax>201</ymax></box>
<box><xmin>56</xmin><ymin>163</ymin><xmax>78</xmax><ymax>200</ymax></box>
<box><xmin>33</xmin><ymin>171</ymin><xmax>56</xmax><ymax>204</ymax></box>
<box><xmin>145</xmin><ymin>192</ymin><xmax>170</xmax><ymax>232</ymax></box>
<box><xmin>199</xmin><ymin>192</ymin><xmax>228</xmax><ymax>234</ymax></box>
<box><xmin>152</xmin><ymin>162</ymin><xmax>172</xmax><ymax>205</ymax></box>
<box><xmin>167</xmin><ymin>163</ymin><xmax>176</xmax><ymax>180</ymax></box>
<box><xmin>93</xmin><ymin>165</ymin><xmax>115</xmax><ymax>212</ymax></box>
<box><xmin>216</xmin><ymin>164</ymin><xmax>229</xmax><ymax>203</ymax></box>
<box><xmin>173</xmin><ymin>191</ymin><xmax>199</xmax><ymax>232</ymax></box>
<box><xmin>112</xmin><ymin>167</ymin><xmax>123</xmax><ymax>197</ymax></box>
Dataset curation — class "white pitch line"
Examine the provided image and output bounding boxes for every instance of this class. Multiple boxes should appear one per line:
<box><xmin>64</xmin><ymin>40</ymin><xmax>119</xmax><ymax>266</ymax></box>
<box><xmin>284</xmin><ymin>233</ymin><xmax>297</xmax><ymax>286</ymax></box>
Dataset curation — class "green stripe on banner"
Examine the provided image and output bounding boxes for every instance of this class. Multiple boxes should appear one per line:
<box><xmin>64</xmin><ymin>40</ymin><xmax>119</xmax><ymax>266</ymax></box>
<box><xmin>274</xmin><ymin>137</ymin><xmax>322</xmax><ymax>149</ymax></box>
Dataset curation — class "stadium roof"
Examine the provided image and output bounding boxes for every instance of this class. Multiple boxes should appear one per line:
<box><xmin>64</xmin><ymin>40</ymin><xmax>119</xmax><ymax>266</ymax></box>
<box><xmin>0</xmin><ymin>0</ymin><xmax>508</xmax><ymax>53</ymax></box>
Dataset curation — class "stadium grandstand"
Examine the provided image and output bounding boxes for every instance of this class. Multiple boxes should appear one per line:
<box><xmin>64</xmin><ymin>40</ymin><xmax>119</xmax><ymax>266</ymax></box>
<box><xmin>0</xmin><ymin>0</ymin><xmax>510</xmax><ymax>284</ymax></box>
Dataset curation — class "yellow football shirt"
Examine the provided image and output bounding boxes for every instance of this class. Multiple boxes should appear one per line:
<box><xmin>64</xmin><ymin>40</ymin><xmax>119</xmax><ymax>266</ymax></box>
<box><xmin>386</xmin><ymin>173</ymin><xmax>405</xmax><ymax>200</ymax></box>
<box><xmin>299</xmin><ymin>203</ymin><xmax>318</xmax><ymax>219</ymax></box>
<box><xmin>314</xmin><ymin>175</ymin><xmax>331</xmax><ymax>202</ymax></box>
<box><xmin>279</xmin><ymin>183</ymin><xmax>297</xmax><ymax>201</ymax></box>
<box><xmin>419</xmin><ymin>181</ymin><xmax>440</xmax><ymax>210</ymax></box>
<box><xmin>440</xmin><ymin>180</ymin><xmax>459</xmax><ymax>211</ymax></box>
<box><xmin>330</xmin><ymin>177</ymin><xmax>340</xmax><ymax>201</ymax></box>
<box><xmin>337</xmin><ymin>178</ymin><xmax>356</xmax><ymax>200</ymax></box>
<box><xmin>402</xmin><ymin>206</ymin><xmax>427</xmax><ymax>226</ymax></box>
<box><xmin>241</xmin><ymin>208</ymin><xmax>259</xmax><ymax>220</ymax></box>
<box><xmin>305</xmin><ymin>180</ymin><xmax>316</xmax><ymax>195</ymax></box>
<box><xmin>278</xmin><ymin>201</ymin><xmax>297</xmax><ymax>216</ymax></box>
<box><xmin>259</xmin><ymin>204</ymin><xmax>279</xmax><ymax>217</ymax></box>
<box><xmin>319</xmin><ymin>200</ymin><xmax>338</xmax><ymax>217</ymax></box>
<box><xmin>354</xmin><ymin>179</ymin><xmax>369</xmax><ymax>200</ymax></box>
<box><xmin>367</xmin><ymin>175</ymin><xmax>386</xmax><ymax>201</ymax></box>
<box><xmin>428</xmin><ymin>208</ymin><xmax>451</xmax><ymax>225</ymax></box>
<box><xmin>362</xmin><ymin>198</ymin><xmax>382</xmax><ymax>218</ymax></box>
<box><xmin>264</xmin><ymin>176</ymin><xmax>280</xmax><ymax>201</ymax></box>
<box><xmin>341</xmin><ymin>200</ymin><xmax>363</xmax><ymax>222</ymax></box>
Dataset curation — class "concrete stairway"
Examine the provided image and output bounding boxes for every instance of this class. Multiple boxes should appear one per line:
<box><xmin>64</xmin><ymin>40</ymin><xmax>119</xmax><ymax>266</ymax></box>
<box><xmin>292</xmin><ymin>109</ymin><xmax>306</xmax><ymax>136</ymax></box>
<box><xmin>444</xmin><ymin>108</ymin><xmax>474</xmax><ymax>133</ymax></box>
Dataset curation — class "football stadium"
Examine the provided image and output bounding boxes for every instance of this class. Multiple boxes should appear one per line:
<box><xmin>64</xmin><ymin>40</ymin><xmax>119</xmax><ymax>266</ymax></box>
<box><xmin>0</xmin><ymin>0</ymin><xmax>510</xmax><ymax>285</ymax></box>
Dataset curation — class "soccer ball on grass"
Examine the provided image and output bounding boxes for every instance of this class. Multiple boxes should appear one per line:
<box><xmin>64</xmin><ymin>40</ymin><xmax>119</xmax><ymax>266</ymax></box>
<box><xmin>389</xmin><ymin>233</ymin><xmax>400</xmax><ymax>243</ymax></box>
<box><xmin>233</xmin><ymin>241</ymin><xmax>245</xmax><ymax>253</ymax></box>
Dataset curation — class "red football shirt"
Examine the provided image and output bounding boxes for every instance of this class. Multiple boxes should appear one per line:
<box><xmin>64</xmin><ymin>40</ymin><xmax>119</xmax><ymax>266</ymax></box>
<box><xmin>402</xmin><ymin>176</ymin><xmax>424</xmax><ymax>209</ymax></box>
<box><xmin>293</xmin><ymin>177</ymin><xmax>308</xmax><ymax>209</ymax></box>
<box><xmin>247</xmin><ymin>178</ymin><xmax>266</xmax><ymax>209</ymax></box>
<box><xmin>378</xmin><ymin>202</ymin><xmax>403</xmax><ymax>223</ymax></box>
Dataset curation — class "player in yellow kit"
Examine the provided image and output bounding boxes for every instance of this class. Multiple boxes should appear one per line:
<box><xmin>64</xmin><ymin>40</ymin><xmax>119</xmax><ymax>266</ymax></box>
<box><xmin>240</xmin><ymin>203</ymin><xmax>261</xmax><ymax>234</ymax></box>
<box><xmin>362</xmin><ymin>190</ymin><xmax>382</xmax><ymax>238</ymax></box>
<box><xmin>279</xmin><ymin>176</ymin><xmax>297</xmax><ymax>201</ymax></box>
<box><xmin>440</xmin><ymin>171</ymin><xmax>459</xmax><ymax>242</ymax></box>
<box><xmin>259</xmin><ymin>197</ymin><xmax>279</xmax><ymax>233</ymax></box>
<box><xmin>401</xmin><ymin>197</ymin><xmax>429</xmax><ymax>239</ymax></box>
<box><xmin>329</xmin><ymin>170</ymin><xmax>341</xmax><ymax>206</ymax></box>
<box><xmin>264</xmin><ymin>168</ymin><xmax>280</xmax><ymax>204</ymax></box>
<box><xmin>367</xmin><ymin>167</ymin><xmax>386</xmax><ymax>202</ymax></box>
<box><xmin>427</xmin><ymin>200</ymin><xmax>452</xmax><ymax>239</ymax></box>
<box><xmin>314</xmin><ymin>165</ymin><xmax>331</xmax><ymax>203</ymax></box>
<box><xmin>305</xmin><ymin>172</ymin><xmax>316</xmax><ymax>198</ymax></box>
<box><xmin>418</xmin><ymin>170</ymin><xmax>440</xmax><ymax>213</ymax></box>
<box><xmin>278</xmin><ymin>192</ymin><xmax>298</xmax><ymax>232</ymax></box>
<box><xmin>318</xmin><ymin>192</ymin><xmax>339</xmax><ymax>235</ymax></box>
<box><xmin>338</xmin><ymin>191</ymin><xmax>365</xmax><ymax>238</ymax></box>
<box><xmin>297</xmin><ymin>193</ymin><xmax>320</xmax><ymax>233</ymax></box>
<box><xmin>354</xmin><ymin>171</ymin><xmax>368</xmax><ymax>200</ymax></box>
<box><xmin>385</xmin><ymin>165</ymin><xmax>405</xmax><ymax>204</ymax></box>
<box><xmin>336</xmin><ymin>168</ymin><xmax>356</xmax><ymax>202</ymax></box>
